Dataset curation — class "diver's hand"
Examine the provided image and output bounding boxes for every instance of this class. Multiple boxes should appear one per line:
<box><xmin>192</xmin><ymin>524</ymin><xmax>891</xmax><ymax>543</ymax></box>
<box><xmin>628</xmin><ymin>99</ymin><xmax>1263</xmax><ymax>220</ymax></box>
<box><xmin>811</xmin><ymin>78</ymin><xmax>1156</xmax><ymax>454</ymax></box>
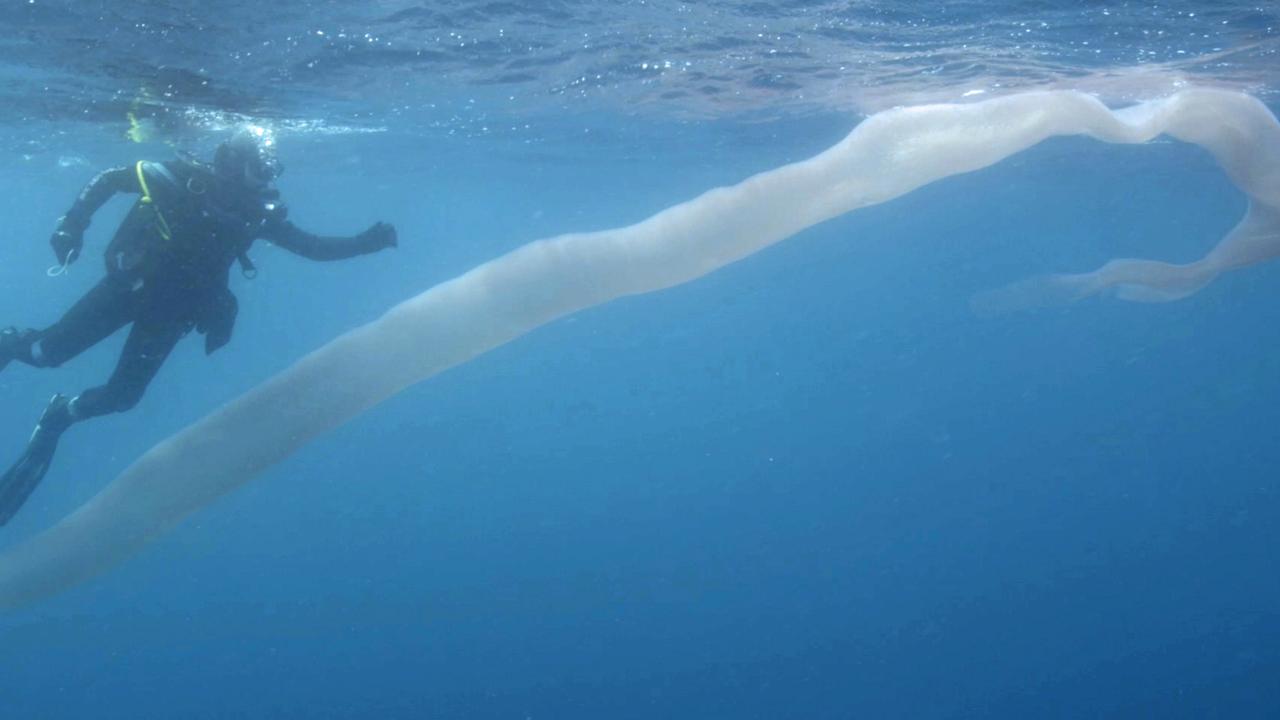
<box><xmin>359</xmin><ymin>221</ymin><xmax>398</xmax><ymax>250</ymax></box>
<box><xmin>49</xmin><ymin>225</ymin><xmax>84</xmax><ymax>266</ymax></box>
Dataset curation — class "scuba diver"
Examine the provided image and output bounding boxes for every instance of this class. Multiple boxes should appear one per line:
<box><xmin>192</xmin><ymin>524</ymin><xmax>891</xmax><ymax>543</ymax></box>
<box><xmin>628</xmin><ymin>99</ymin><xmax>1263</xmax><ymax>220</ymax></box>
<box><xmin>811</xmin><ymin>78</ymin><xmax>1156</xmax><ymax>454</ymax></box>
<box><xmin>0</xmin><ymin>127</ymin><xmax>398</xmax><ymax>525</ymax></box>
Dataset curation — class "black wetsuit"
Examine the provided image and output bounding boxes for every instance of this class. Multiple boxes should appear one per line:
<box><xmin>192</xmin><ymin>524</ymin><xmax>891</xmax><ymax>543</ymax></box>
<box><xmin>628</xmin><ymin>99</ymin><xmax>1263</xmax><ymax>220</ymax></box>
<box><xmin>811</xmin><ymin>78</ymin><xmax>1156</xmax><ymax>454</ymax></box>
<box><xmin>10</xmin><ymin>159</ymin><xmax>390</xmax><ymax>420</ymax></box>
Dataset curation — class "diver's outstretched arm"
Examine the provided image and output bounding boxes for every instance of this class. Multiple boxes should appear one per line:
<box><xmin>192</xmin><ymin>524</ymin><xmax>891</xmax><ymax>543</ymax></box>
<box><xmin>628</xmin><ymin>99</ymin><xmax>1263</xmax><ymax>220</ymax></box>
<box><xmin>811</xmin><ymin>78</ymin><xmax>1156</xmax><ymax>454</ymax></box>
<box><xmin>262</xmin><ymin>218</ymin><xmax>397</xmax><ymax>261</ymax></box>
<box><xmin>972</xmin><ymin>201</ymin><xmax>1280</xmax><ymax>315</ymax></box>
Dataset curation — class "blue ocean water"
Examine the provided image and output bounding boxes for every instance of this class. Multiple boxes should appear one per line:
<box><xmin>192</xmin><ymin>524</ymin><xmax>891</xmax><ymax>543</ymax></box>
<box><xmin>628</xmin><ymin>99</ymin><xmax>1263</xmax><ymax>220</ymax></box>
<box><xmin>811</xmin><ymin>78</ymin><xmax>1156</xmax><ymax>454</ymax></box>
<box><xmin>1</xmin><ymin>2</ymin><xmax>1279</xmax><ymax>718</ymax></box>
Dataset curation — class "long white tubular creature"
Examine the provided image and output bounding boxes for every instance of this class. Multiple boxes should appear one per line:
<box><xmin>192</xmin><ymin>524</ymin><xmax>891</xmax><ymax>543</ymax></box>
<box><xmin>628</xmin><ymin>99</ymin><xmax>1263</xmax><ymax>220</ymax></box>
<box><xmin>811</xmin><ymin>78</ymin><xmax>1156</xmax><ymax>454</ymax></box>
<box><xmin>1</xmin><ymin>88</ymin><xmax>1277</xmax><ymax>608</ymax></box>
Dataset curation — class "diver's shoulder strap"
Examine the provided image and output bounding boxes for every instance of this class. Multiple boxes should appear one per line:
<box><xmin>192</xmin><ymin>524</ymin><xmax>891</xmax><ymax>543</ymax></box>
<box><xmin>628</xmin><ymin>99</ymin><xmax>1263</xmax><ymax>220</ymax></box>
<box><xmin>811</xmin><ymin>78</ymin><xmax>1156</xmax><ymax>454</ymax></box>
<box><xmin>148</xmin><ymin>161</ymin><xmax>179</xmax><ymax>188</ymax></box>
<box><xmin>134</xmin><ymin>161</ymin><xmax>151</xmax><ymax>196</ymax></box>
<box><xmin>134</xmin><ymin>161</ymin><xmax>173</xmax><ymax>240</ymax></box>
<box><xmin>134</xmin><ymin>161</ymin><xmax>181</xmax><ymax>196</ymax></box>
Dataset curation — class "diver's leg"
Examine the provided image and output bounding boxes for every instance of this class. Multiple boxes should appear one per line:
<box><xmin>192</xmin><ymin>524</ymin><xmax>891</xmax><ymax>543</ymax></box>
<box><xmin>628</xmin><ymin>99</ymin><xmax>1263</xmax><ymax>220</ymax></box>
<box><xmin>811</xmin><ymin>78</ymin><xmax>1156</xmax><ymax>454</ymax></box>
<box><xmin>0</xmin><ymin>310</ymin><xmax>186</xmax><ymax>526</ymax></box>
<box><xmin>66</xmin><ymin>312</ymin><xmax>190</xmax><ymax>420</ymax></box>
<box><xmin>2</xmin><ymin>274</ymin><xmax>138</xmax><ymax>372</ymax></box>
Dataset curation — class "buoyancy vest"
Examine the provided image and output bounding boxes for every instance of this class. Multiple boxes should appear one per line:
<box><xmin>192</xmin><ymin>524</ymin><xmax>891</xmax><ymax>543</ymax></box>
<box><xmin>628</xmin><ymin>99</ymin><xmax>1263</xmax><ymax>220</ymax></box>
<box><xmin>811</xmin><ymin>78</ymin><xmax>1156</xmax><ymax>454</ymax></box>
<box><xmin>105</xmin><ymin>160</ymin><xmax>262</xmax><ymax>280</ymax></box>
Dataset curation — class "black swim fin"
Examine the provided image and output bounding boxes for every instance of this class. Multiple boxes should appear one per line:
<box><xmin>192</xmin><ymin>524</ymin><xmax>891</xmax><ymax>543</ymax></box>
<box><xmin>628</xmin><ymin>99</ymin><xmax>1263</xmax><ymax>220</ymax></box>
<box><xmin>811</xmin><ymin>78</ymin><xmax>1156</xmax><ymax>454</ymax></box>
<box><xmin>0</xmin><ymin>395</ymin><xmax>74</xmax><ymax>526</ymax></box>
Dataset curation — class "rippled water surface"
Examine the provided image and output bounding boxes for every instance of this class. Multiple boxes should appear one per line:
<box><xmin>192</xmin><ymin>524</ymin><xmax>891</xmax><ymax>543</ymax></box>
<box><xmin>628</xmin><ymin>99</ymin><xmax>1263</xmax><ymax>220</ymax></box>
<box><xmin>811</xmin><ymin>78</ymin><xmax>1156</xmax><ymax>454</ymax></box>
<box><xmin>2</xmin><ymin>0</ymin><xmax>1277</xmax><ymax>137</ymax></box>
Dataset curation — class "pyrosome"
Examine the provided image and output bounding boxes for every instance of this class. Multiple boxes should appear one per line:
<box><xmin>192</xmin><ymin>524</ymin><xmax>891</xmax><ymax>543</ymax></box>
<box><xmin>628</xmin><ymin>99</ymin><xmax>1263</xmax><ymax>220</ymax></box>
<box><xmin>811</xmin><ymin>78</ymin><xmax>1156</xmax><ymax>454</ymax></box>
<box><xmin>1</xmin><ymin>88</ymin><xmax>1277</xmax><ymax>608</ymax></box>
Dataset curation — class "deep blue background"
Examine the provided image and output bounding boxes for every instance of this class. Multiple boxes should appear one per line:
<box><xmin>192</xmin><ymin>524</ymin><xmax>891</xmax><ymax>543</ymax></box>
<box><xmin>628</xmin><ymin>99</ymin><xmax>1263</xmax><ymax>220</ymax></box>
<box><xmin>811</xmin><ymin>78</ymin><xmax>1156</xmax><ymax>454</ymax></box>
<box><xmin>1</xmin><ymin>110</ymin><xmax>1278</xmax><ymax>718</ymax></box>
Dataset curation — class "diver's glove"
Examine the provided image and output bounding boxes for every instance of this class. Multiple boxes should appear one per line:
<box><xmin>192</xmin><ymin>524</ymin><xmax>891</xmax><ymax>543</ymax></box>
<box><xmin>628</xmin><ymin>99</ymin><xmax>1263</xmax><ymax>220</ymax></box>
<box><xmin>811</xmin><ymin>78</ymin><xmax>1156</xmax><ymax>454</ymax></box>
<box><xmin>49</xmin><ymin>217</ymin><xmax>84</xmax><ymax>266</ymax></box>
<box><xmin>358</xmin><ymin>221</ymin><xmax>398</xmax><ymax>250</ymax></box>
